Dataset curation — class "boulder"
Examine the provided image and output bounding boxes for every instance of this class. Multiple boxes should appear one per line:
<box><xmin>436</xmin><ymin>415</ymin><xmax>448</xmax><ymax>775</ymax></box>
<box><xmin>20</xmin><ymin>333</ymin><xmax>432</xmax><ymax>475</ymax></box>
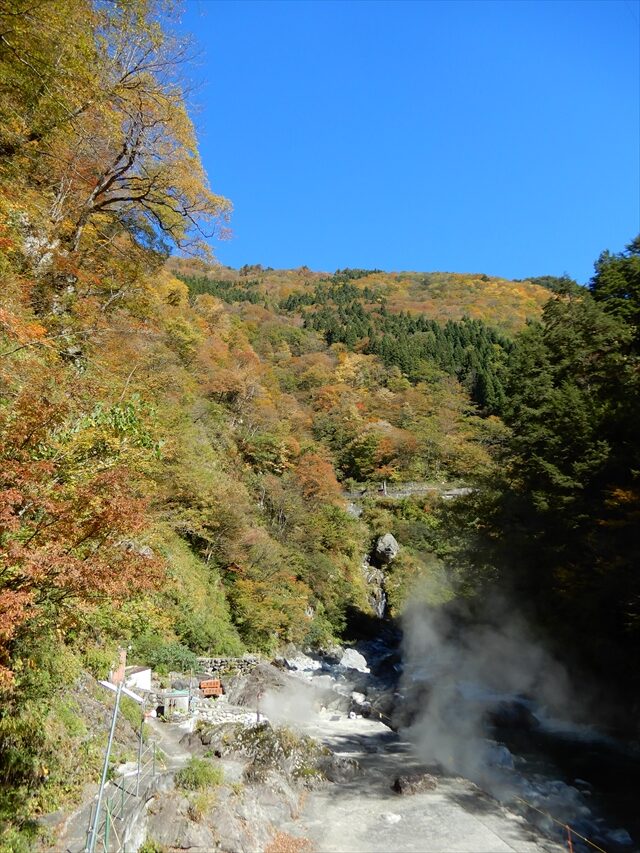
<box><xmin>488</xmin><ymin>699</ymin><xmax>539</xmax><ymax>731</ymax></box>
<box><xmin>318</xmin><ymin>753</ymin><xmax>360</xmax><ymax>783</ymax></box>
<box><xmin>223</xmin><ymin>663</ymin><xmax>293</xmax><ymax>707</ymax></box>
<box><xmin>318</xmin><ymin>645</ymin><xmax>344</xmax><ymax>666</ymax></box>
<box><xmin>374</xmin><ymin>533</ymin><xmax>400</xmax><ymax>564</ymax></box>
<box><xmin>118</xmin><ymin>539</ymin><xmax>155</xmax><ymax>559</ymax></box>
<box><xmin>485</xmin><ymin>741</ymin><xmax>514</xmax><ymax>770</ymax></box>
<box><xmin>392</xmin><ymin>773</ymin><xmax>438</xmax><ymax>795</ymax></box>
<box><xmin>180</xmin><ymin>730</ymin><xmax>205</xmax><ymax>751</ymax></box>
<box><xmin>339</xmin><ymin>648</ymin><xmax>370</xmax><ymax>673</ymax></box>
<box><xmin>283</xmin><ymin>652</ymin><xmax>322</xmax><ymax>673</ymax></box>
<box><xmin>608</xmin><ymin>829</ymin><xmax>633</xmax><ymax>847</ymax></box>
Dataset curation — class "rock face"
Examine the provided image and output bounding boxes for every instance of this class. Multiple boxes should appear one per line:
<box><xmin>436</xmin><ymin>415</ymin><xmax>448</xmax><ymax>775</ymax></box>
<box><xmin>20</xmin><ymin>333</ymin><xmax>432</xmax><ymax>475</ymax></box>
<box><xmin>374</xmin><ymin>533</ymin><xmax>400</xmax><ymax>565</ymax></box>
<box><xmin>145</xmin><ymin>719</ymin><xmax>361</xmax><ymax>853</ymax></box>
<box><xmin>146</xmin><ymin>795</ymin><xmax>218</xmax><ymax>849</ymax></box>
<box><xmin>362</xmin><ymin>557</ymin><xmax>387</xmax><ymax>618</ymax></box>
<box><xmin>145</xmin><ymin>786</ymin><xmax>283</xmax><ymax>853</ymax></box>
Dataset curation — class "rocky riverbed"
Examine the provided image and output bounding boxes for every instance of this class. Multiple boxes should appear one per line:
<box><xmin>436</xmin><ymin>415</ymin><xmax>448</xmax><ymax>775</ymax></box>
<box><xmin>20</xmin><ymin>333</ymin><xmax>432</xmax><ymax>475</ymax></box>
<box><xmin>128</xmin><ymin>649</ymin><xmax>580</xmax><ymax>853</ymax></box>
<box><xmin>51</xmin><ymin>636</ymin><xmax>638</xmax><ymax>852</ymax></box>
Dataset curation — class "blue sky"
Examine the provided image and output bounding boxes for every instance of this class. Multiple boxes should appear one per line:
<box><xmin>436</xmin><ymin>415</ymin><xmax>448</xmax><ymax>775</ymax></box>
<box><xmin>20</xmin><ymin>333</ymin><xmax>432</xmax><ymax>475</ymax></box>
<box><xmin>179</xmin><ymin>0</ymin><xmax>639</xmax><ymax>283</ymax></box>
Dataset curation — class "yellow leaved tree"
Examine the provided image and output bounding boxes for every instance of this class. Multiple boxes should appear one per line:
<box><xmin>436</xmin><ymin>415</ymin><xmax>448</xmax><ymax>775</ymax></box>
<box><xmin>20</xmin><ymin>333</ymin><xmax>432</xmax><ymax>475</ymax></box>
<box><xmin>0</xmin><ymin>0</ymin><xmax>230</xmax><ymax>266</ymax></box>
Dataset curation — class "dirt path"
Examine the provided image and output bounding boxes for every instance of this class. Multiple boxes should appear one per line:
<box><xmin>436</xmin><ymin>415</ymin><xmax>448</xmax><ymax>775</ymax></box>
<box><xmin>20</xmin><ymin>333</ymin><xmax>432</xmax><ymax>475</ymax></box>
<box><xmin>146</xmin><ymin>717</ymin><xmax>192</xmax><ymax>770</ymax></box>
<box><xmin>290</xmin><ymin>712</ymin><xmax>565</xmax><ymax>853</ymax></box>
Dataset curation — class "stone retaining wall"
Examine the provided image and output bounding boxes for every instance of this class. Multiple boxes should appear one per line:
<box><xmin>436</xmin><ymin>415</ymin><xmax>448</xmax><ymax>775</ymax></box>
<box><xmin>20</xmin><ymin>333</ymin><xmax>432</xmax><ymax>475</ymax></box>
<box><xmin>196</xmin><ymin>655</ymin><xmax>261</xmax><ymax>676</ymax></box>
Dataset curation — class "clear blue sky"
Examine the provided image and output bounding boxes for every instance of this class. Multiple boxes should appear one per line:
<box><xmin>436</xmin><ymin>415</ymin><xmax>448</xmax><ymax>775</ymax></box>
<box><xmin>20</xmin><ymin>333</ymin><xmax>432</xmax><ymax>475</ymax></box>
<box><xmin>179</xmin><ymin>0</ymin><xmax>639</xmax><ymax>283</ymax></box>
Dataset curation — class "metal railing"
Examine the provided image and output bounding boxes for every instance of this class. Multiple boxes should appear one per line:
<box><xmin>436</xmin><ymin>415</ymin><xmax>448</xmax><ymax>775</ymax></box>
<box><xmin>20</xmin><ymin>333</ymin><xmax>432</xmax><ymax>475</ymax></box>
<box><xmin>84</xmin><ymin>740</ymin><xmax>157</xmax><ymax>852</ymax></box>
<box><xmin>85</xmin><ymin>684</ymin><xmax>158</xmax><ymax>853</ymax></box>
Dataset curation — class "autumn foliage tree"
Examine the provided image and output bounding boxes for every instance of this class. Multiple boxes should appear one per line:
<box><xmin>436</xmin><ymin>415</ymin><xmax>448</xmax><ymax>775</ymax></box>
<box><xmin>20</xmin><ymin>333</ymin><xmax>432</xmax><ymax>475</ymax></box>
<box><xmin>0</xmin><ymin>361</ymin><xmax>161</xmax><ymax>689</ymax></box>
<box><xmin>0</xmin><ymin>0</ymin><xmax>230</xmax><ymax>270</ymax></box>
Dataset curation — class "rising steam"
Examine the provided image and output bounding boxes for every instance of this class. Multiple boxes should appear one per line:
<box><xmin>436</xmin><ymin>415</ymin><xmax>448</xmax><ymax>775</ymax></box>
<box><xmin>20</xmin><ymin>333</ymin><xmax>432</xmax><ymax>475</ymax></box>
<box><xmin>400</xmin><ymin>595</ymin><xmax>572</xmax><ymax>794</ymax></box>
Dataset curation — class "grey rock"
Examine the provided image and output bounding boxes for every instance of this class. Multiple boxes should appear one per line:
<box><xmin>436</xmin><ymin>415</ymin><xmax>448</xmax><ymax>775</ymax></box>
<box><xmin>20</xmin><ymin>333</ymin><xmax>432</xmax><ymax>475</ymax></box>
<box><xmin>485</xmin><ymin>741</ymin><xmax>514</xmax><ymax>770</ymax></box>
<box><xmin>319</xmin><ymin>644</ymin><xmax>344</xmax><ymax>666</ymax></box>
<box><xmin>608</xmin><ymin>828</ymin><xmax>633</xmax><ymax>846</ymax></box>
<box><xmin>339</xmin><ymin>648</ymin><xmax>370</xmax><ymax>673</ymax></box>
<box><xmin>146</xmin><ymin>795</ymin><xmax>203</xmax><ymax>848</ymax></box>
<box><xmin>320</xmin><ymin>754</ymin><xmax>360</xmax><ymax>783</ymax></box>
<box><xmin>392</xmin><ymin>772</ymin><xmax>438</xmax><ymax>795</ymax></box>
<box><xmin>118</xmin><ymin>539</ymin><xmax>155</xmax><ymax>559</ymax></box>
<box><xmin>362</xmin><ymin>557</ymin><xmax>387</xmax><ymax>617</ymax></box>
<box><xmin>488</xmin><ymin>699</ymin><xmax>539</xmax><ymax>730</ymax></box>
<box><xmin>154</xmin><ymin>774</ymin><xmax>176</xmax><ymax>794</ymax></box>
<box><xmin>180</xmin><ymin>819</ymin><xmax>217</xmax><ymax>849</ymax></box>
<box><xmin>209</xmin><ymin>809</ymin><xmax>255</xmax><ymax>853</ymax></box>
<box><xmin>284</xmin><ymin>652</ymin><xmax>322</xmax><ymax>672</ymax></box>
<box><xmin>224</xmin><ymin>663</ymin><xmax>295</xmax><ymax>707</ymax></box>
<box><xmin>179</xmin><ymin>731</ymin><xmax>205</xmax><ymax>750</ymax></box>
<box><xmin>375</xmin><ymin>533</ymin><xmax>400</xmax><ymax>564</ymax></box>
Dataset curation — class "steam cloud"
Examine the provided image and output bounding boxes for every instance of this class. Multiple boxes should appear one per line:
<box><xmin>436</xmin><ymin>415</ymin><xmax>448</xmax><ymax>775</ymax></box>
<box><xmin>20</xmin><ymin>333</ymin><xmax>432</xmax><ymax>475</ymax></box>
<box><xmin>260</xmin><ymin>679</ymin><xmax>319</xmax><ymax>726</ymax></box>
<box><xmin>400</xmin><ymin>595</ymin><xmax>573</xmax><ymax>796</ymax></box>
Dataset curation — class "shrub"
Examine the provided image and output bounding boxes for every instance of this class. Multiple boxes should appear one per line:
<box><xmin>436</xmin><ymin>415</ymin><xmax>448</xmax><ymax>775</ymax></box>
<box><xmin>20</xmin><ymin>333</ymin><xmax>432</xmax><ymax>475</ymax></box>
<box><xmin>175</xmin><ymin>757</ymin><xmax>223</xmax><ymax>790</ymax></box>
<box><xmin>119</xmin><ymin>695</ymin><xmax>143</xmax><ymax>732</ymax></box>
<box><xmin>138</xmin><ymin>841</ymin><xmax>166</xmax><ymax>853</ymax></box>
<box><xmin>82</xmin><ymin>644</ymin><xmax>119</xmax><ymax>680</ymax></box>
<box><xmin>130</xmin><ymin>634</ymin><xmax>197</xmax><ymax>674</ymax></box>
<box><xmin>186</xmin><ymin>790</ymin><xmax>217</xmax><ymax>822</ymax></box>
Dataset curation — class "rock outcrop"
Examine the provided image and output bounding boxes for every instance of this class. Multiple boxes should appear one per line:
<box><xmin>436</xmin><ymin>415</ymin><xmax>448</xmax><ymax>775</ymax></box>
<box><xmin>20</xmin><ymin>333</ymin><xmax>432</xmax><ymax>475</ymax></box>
<box><xmin>374</xmin><ymin>533</ymin><xmax>400</xmax><ymax>564</ymax></box>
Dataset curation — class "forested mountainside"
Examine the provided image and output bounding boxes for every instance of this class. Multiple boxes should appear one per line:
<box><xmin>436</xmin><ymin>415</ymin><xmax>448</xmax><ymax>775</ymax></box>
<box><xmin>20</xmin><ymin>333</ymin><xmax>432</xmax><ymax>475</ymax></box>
<box><xmin>0</xmin><ymin>1</ymin><xmax>639</xmax><ymax>849</ymax></box>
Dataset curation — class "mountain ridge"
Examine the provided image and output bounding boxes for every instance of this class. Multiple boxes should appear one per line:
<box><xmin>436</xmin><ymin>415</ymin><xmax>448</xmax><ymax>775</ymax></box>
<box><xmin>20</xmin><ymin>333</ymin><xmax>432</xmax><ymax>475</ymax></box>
<box><xmin>168</xmin><ymin>258</ymin><xmax>559</xmax><ymax>334</ymax></box>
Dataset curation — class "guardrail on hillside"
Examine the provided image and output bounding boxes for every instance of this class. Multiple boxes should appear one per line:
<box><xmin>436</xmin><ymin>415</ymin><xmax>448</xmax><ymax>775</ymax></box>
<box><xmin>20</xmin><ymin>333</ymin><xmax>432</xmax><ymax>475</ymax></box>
<box><xmin>341</xmin><ymin>482</ymin><xmax>474</xmax><ymax>501</ymax></box>
<box><xmin>85</xmin><ymin>682</ymin><xmax>157</xmax><ymax>853</ymax></box>
<box><xmin>84</xmin><ymin>741</ymin><xmax>157</xmax><ymax>852</ymax></box>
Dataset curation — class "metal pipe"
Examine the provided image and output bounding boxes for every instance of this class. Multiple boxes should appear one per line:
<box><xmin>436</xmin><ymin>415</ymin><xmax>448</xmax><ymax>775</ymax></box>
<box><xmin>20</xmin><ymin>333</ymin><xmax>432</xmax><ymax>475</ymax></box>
<box><xmin>104</xmin><ymin>804</ymin><xmax>110</xmax><ymax>850</ymax></box>
<box><xmin>85</xmin><ymin>803</ymin><xmax>94</xmax><ymax>851</ymax></box>
<box><xmin>86</xmin><ymin>680</ymin><xmax>123</xmax><ymax>853</ymax></box>
<box><xmin>135</xmin><ymin>719</ymin><xmax>144</xmax><ymax>796</ymax></box>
